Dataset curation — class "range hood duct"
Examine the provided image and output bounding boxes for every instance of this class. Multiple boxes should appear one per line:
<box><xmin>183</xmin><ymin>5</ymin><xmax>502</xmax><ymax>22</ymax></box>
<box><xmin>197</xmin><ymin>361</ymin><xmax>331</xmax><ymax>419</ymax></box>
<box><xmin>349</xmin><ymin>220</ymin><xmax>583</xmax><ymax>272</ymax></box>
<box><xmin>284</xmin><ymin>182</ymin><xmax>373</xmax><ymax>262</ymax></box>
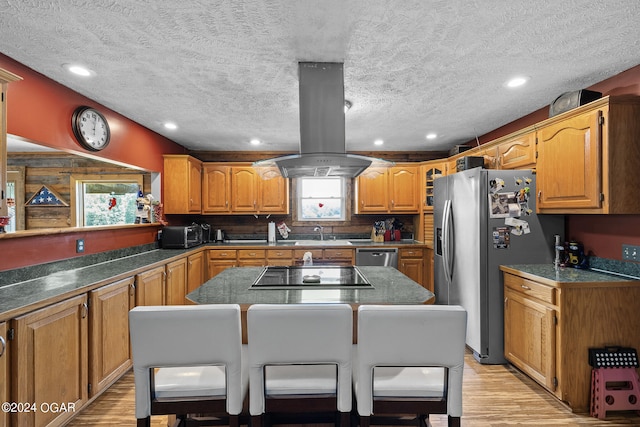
<box><xmin>253</xmin><ymin>62</ymin><xmax>392</xmax><ymax>179</ymax></box>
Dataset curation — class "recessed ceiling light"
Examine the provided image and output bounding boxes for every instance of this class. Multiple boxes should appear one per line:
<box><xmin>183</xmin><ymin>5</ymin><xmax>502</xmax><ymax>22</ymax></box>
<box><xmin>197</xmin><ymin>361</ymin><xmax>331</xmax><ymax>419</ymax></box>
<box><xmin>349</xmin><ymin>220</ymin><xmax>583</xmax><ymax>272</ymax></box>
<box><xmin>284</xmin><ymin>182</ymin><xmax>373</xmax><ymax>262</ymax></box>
<box><xmin>505</xmin><ymin>76</ymin><xmax>529</xmax><ymax>88</ymax></box>
<box><xmin>426</xmin><ymin>133</ymin><xmax>437</xmax><ymax>140</ymax></box>
<box><xmin>63</xmin><ymin>63</ymin><xmax>94</xmax><ymax>77</ymax></box>
<box><xmin>164</xmin><ymin>122</ymin><xmax>178</xmax><ymax>130</ymax></box>
<box><xmin>250</xmin><ymin>138</ymin><xmax>261</xmax><ymax>145</ymax></box>
<box><xmin>374</xmin><ymin>139</ymin><xmax>384</xmax><ymax>146</ymax></box>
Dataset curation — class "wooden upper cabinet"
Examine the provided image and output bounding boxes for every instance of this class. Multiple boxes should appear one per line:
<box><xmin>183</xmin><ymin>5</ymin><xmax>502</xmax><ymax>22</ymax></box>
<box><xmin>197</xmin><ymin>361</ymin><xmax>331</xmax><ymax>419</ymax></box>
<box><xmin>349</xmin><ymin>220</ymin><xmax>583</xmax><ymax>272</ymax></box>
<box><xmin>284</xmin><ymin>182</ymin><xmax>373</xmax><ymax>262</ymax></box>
<box><xmin>163</xmin><ymin>155</ymin><xmax>202</xmax><ymax>214</ymax></box>
<box><xmin>421</xmin><ymin>161</ymin><xmax>446</xmax><ymax>211</ymax></box>
<box><xmin>228</xmin><ymin>165</ymin><xmax>289</xmax><ymax>214</ymax></box>
<box><xmin>202</xmin><ymin>163</ymin><xmax>288</xmax><ymax>215</ymax></box>
<box><xmin>355</xmin><ymin>168</ymin><xmax>388</xmax><ymax>213</ymax></box>
<box><xmin>536</xmin><ymin>96</ymin><xmax>640</xmax><ymax>214</ymax></box>
<box><xmin>202</xmin><ymin>164</ymin><xmax>231</xmax><ymax>213</ymax></box>
<box><xmin>496</xmin><ymin>130</ymin><xmax>536</xmax><ymax>170</ymax></box>
<box><xmin>355</xmin><ymin>164</ymin><xmax>419</xmax><ymax>214</ymax></box>
<box><xmin>259</xmin><ymin>173</ymin><xmax>289</xmax><ymax>213</ymax></box>
<box><xmin>477</xmin><ymin>146</ymin><xmax>498</xmax><ymax>169</ymax></box>
<box><xmin>231</xmin><ymin>166</ymin><xmax>258</xmax><ymax>212</ymax></box>
<box><xmin>537</xmin><ymin>108</ymin><xmax>602</xmax><ymax>211</ymax></box>
<box><xmin>388</xmin><ymin>165</ymin><xmax>420</xmax><ymax>212</ymax></box>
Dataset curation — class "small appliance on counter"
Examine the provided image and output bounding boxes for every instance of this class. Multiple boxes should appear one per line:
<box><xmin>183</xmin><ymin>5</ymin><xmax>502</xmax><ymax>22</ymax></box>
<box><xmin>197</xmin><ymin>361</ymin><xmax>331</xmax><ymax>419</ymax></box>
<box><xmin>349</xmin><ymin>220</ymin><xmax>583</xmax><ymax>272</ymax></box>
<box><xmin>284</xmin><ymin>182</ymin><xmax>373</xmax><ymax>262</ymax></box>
<box><xmin>200</xmin><ymin>223</ymin><xmax>211</xmax><ymax>243</ymax></box>
<box><xmin>568</xmin><ymin>241</ymin><xmax>589</xmax><ymax>269</ymax></box>
<box><xmin>214</xmin><ymin>229</ymin><xmax>225</xmax><ymax>243</ymax></box>
<box><xmin>161</xmin><ymin>225</ymin><xmax>202</xmax><ymax>249</ymax></box>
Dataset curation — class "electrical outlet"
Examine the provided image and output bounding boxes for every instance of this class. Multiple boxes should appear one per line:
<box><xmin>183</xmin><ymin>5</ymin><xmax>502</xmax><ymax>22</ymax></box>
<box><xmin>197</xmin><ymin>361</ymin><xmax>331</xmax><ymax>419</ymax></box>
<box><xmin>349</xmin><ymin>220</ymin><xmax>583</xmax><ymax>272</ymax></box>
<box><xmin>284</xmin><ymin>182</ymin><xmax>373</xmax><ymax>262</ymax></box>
<box><xmin>76</xmin><ymin>239</ymin><xmax>85</xmax><ymax>253</ymax></box>
<box><xmin>622</xmin><ymin>244</ymin><xmax>640</xmax><ymax>261</ymax></box>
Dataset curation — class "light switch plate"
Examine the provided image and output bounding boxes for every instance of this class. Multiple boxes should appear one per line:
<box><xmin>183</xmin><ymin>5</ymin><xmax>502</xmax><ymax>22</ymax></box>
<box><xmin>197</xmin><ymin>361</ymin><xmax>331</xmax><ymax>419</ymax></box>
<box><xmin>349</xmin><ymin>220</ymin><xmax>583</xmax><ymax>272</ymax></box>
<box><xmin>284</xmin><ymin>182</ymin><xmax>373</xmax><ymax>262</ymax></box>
<box><xmin>622</xmin><ymin>244</ymin><xmax>640</xmax><ymax>261</ymax></box>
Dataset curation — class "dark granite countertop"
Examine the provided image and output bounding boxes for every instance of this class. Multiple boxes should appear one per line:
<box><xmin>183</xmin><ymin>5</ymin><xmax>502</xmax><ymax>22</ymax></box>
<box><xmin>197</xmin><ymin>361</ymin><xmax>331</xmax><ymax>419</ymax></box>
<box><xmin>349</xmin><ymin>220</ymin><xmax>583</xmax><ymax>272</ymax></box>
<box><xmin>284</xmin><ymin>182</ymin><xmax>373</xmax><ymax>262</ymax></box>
<box><xmin>0</xmin><ymin>239</ymin><xmax>430</xmax><ymax>320</ymax></box>
<box><xmin>187</xmin><ymin>266</ymin><xmax>434</xmax><ymax>305</ymax></box>
<box><xmin>206</xmin><ymin>239</ymin><xmax>428</xmax><ymax>248</ymax></box>
<box><xmin>0</xmin><ymin>248</ymin><xmax>196</xmax><ymax>320</ymax></box>
<box><xmin>500</xmin><ymin>264</ymin><xmax>640</xmax><ymax>287</ymax></box>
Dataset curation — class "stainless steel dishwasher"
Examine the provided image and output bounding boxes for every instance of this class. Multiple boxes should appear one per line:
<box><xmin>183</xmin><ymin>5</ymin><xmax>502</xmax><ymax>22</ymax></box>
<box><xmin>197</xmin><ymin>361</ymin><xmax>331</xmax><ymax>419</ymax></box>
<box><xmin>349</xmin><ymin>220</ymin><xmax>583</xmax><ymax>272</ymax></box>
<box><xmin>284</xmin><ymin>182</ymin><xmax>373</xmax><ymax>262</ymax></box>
<box><xmin>355</xmin><ymin>248</ymin><xmax>398</xmax><ymax>268</ymax></box>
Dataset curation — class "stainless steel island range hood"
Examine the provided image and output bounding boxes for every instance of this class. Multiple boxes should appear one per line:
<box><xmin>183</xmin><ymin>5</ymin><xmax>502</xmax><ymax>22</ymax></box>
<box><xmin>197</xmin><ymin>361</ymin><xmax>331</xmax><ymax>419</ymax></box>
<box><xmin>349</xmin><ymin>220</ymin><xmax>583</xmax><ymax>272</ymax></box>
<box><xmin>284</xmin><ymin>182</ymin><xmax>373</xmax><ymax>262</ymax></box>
<box><xmin>253</xmin><ymin>62</ymin><xmax>391</xmax><ymax>179</ymax></box>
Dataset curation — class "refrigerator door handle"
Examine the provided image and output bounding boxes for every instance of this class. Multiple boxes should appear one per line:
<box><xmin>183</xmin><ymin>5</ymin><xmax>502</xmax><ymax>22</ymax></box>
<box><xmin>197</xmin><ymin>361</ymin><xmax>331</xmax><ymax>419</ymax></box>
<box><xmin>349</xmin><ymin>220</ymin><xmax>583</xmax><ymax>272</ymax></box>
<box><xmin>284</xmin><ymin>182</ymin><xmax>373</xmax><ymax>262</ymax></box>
<box><xmin>442</xmin><ymin>199</ymin><xmax>454</xmax><ymax>286</ymax></box>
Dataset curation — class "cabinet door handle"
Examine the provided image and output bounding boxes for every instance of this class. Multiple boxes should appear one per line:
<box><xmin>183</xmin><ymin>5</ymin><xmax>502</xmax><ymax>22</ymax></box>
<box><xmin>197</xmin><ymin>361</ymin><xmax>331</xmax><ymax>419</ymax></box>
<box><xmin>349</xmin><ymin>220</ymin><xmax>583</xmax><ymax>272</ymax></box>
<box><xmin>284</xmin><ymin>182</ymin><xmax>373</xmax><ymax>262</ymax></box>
<box><xmin>82</xmin><ymin>302</ymin><xmax>89</xmax><ymax>319</ymax></box>
<box><xmin>538</xmin><ymin>191</ymin><xmax>542</xmax><ymax>201</ymax></box>
<box><xmin>0</xmin><ymin>335</ymin><xmax>5</xmax><ymax>357</ymax></box>
<box><xmin>130</xmin><ymin>283</ymin><xmax>136</xmax><ymax>296</ymax></box>
<box><xmin>521</xmin><ymin>284</ymin><xmax>531</xmax><ymax>290</ymax></box>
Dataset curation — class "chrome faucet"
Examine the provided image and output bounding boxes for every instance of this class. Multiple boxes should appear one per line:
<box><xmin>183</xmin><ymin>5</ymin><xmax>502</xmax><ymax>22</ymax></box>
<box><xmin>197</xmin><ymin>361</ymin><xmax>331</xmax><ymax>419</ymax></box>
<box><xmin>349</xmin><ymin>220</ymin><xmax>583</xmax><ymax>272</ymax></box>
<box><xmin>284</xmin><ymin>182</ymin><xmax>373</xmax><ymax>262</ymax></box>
<box><xmin>313</xmin><ymin>225</ymin><xmax>324</xmax><ymax>241</ymax></box>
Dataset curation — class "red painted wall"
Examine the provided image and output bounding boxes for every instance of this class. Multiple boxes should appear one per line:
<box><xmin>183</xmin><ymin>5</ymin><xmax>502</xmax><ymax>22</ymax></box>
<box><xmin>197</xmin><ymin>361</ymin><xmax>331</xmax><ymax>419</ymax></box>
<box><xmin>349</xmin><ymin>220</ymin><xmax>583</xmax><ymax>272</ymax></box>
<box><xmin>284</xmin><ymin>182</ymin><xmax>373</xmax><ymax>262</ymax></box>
<box><xmin>0</xmin><ymin>54</ymin><xmax>186</xmax><ymax>271</ymax></box>
<box><xmin>471</xmin><ymin>64</ymin><xmax>640</xmax><ymax>260</ymax></box>
<box><xmin>1</xmin><ymin>226</ymin><xmax>161</xmax><ymax>271</ymax></box>
<box><xmin>0</xmin><ymin>54</ymin><xmax>187</xmax><ymax>172</ymax></box>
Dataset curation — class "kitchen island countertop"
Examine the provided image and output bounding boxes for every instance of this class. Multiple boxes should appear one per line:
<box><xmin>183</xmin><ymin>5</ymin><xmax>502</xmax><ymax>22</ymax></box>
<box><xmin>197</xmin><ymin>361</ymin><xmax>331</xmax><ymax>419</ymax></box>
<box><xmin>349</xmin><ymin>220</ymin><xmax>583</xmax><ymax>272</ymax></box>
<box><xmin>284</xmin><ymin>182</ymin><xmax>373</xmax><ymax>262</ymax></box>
<box><xmin>187</xmin><ymin>266</ymin><xmax>434</xmax><ymax>305</ymax></box>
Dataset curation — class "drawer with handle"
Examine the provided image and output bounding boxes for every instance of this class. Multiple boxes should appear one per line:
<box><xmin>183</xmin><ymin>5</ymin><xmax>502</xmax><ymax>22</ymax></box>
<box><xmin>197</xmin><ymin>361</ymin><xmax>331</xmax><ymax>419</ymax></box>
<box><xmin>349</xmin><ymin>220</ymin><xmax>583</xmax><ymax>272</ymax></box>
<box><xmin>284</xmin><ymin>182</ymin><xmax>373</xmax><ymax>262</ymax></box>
<box><xmin>504</xmin><ymin>273</ymin><xmax>555</xmax><ymax>305</ymax></box>
<box><xmin>208</xmin><ymin>249</ymin><xmax>237</xmax><ymax>259</ymax></box>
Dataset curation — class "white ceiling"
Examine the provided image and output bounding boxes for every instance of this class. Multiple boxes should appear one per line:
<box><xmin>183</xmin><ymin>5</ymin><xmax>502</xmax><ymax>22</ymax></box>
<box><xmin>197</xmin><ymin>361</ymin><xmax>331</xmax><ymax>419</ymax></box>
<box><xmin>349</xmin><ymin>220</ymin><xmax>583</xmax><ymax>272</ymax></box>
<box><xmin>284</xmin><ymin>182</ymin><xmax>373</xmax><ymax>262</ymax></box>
<box><xmin>1</xmin><ymin>0</ymin><xmax>639</xmax><ymax>153</ymax></box>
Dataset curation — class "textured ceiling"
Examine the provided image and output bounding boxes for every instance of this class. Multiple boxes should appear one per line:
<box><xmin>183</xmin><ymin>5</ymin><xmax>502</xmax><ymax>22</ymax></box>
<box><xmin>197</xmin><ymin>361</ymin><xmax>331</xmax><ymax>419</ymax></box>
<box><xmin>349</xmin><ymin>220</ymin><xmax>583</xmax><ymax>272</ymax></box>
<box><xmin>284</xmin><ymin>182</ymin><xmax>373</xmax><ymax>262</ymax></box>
<box><xmin>1</xmin><ymin>0</ymin><xmax>639</xmax><ymax>153</ymax></box>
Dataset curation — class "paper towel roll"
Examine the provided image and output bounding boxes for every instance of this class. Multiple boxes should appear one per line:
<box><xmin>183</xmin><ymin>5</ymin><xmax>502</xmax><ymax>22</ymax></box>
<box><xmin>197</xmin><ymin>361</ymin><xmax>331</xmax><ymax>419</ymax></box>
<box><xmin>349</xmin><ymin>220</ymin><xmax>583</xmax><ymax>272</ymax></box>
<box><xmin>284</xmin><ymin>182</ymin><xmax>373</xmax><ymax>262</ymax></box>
<box><xmin>268</xmin><ymin>221</ymin><xmax>276</xmax><ymax>243</ymax></box>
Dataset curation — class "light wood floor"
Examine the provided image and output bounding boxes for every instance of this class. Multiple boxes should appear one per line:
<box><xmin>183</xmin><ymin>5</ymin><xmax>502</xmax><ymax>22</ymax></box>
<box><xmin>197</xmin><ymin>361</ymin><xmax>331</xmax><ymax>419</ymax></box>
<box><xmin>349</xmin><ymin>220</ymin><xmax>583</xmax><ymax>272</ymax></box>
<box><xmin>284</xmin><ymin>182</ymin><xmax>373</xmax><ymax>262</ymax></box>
<box><xmin>66</xmin><ymin>352</ymin><xmax>640</xmax><ymax>427</ymax></box>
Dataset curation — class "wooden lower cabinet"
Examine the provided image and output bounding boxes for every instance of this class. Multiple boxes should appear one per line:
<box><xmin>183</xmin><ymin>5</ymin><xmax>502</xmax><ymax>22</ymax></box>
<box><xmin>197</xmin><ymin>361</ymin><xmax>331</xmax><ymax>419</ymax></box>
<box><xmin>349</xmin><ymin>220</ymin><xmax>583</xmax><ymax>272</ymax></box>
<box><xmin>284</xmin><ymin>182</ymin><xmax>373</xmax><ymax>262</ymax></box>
<box><xmin>208</xmin><ymin>249</ymin><xmax>237</xmax><ymax>279</ymax></box>
<box><xmin>135</xmin><ymin>266</ymin><xmax>166</xmax><ymax>306</ymax></box>
<box><xmin>502</xmin><ymin>269</ymin><xmax>640</xmax><ymax>412</ymax></box>
<box><xmin>323</xmin><ymin>248</ymin><xmax>354</xmax><ymax>265</ymax></box>
<box><xmin>11</xmin><ymin>294</ymin><xmax>89</xmax><ymax>427</ymax></box>
<box><xmin>187</xmin><ymin>251</ymin><xmax>206</xmax><ymax>293</ymax></box>
<box><xmin>504</xmin><ymin>284</ymin><xmax>556</xmax><ymax>391</ymax></box>
<box><xmin>237</xmin><ymin>249</ymin><xmax>266</xmax><ymax>267</ymax></box>
<box><xmin>292</xmin><ymin>248</ymin><xmax>354</xmax><ymax>266</ymax></box>
<box><xmin>1</xmin><ymin>321</ymin><xmax>9</xmax><ymax>427</ymax></box>
<box><xmin>398</xmin><ymin>248</ymin><xmax>426</xmax><ymax>289</ymax></box>
<box><xmin>266</xmin><ymin>249</ymin><xmax>294</xmax><ymax>266</ymax></box>
<box><xmin>165</xmin><ymin>258</ymin><xmax>187</xmax><ymax>305</ymax></box>
<box><xmin>88</xmin><ymin>278</ymin><xmax>135</xmax><ymax>397</ymax></box>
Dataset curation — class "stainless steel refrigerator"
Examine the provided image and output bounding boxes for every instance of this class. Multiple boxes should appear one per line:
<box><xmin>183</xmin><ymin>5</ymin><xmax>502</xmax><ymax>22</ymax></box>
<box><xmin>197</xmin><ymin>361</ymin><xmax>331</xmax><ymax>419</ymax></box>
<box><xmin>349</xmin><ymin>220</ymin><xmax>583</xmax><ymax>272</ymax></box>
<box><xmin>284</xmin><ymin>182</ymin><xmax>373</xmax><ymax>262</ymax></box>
<box><xmin>434</xmin><ymin>168</ymin><xmax>563</xmax><ymax>364</ymax></box>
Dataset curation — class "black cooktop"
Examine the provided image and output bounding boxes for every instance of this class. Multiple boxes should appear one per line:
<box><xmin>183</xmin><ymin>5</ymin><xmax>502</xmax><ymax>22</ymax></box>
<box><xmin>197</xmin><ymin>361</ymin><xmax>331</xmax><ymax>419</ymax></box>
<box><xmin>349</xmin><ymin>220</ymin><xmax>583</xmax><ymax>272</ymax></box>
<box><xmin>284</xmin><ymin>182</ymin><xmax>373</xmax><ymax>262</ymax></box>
<box><xmin>250</xmin><ymin>266</ymin><xmax>373</xmax><ymax>289</ymax></box>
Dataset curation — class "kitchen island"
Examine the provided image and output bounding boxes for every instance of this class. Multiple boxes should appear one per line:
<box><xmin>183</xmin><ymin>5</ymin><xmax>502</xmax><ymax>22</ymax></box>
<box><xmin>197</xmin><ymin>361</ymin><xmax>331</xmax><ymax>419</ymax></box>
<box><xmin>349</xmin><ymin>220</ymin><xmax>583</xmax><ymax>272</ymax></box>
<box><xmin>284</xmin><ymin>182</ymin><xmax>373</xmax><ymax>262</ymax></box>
<box><xmin>187</xmin><ymin>265</ymin><xmax>434</xmax><ymax>343</ymax></box>
<box><xmin>186</xmin><ymin>265</ymin><xmax>434</xmax><ymax>305</ymax></box>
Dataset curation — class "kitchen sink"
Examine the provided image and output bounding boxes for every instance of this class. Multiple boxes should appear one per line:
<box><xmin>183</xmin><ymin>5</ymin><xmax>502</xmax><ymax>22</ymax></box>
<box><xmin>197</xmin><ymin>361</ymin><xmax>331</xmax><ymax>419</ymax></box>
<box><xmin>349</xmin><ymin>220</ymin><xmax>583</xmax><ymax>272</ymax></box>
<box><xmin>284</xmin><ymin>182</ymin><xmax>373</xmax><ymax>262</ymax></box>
<box><xmin>294</xmin><ymin>240</ymin><xmax>353</xmax><ymax>246</ymax></box>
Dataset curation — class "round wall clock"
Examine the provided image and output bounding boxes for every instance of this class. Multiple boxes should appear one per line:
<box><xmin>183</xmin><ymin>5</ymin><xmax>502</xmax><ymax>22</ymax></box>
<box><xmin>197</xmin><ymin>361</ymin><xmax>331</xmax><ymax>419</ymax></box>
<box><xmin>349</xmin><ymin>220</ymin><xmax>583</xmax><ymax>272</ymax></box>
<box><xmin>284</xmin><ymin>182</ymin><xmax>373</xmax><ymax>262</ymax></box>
<box><xmin>72</xmin><ymin>106</ymin><xmax>111</xmax><ymax>151</ymax></box>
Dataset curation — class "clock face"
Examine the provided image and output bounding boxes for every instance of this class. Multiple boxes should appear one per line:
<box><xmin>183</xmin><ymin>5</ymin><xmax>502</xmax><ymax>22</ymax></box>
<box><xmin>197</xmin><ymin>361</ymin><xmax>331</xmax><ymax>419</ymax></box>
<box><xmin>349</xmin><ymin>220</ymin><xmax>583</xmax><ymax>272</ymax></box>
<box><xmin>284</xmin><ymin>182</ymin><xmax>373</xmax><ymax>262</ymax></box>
<box><xmin>72</xmin><ymin>107</ymin><xmax>111</xmax><ymax>151</ymax></box>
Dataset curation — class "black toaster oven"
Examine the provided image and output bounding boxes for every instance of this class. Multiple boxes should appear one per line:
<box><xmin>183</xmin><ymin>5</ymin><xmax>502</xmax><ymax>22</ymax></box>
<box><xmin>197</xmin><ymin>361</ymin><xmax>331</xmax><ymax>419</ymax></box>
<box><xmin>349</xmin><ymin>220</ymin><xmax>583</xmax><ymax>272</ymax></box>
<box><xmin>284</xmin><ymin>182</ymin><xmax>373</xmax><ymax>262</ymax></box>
<box><xmin>161</xmin><ymin>225</ymin><xmax>202</xmax><ymax>249</ymax></box>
